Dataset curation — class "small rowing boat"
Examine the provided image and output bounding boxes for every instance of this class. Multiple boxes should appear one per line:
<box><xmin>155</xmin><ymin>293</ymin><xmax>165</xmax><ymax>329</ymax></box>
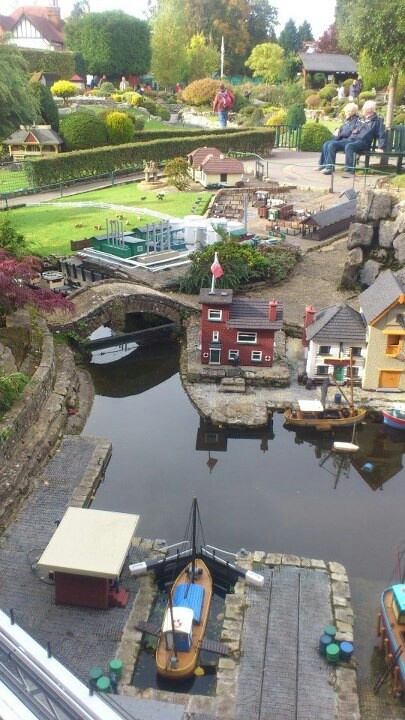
<box><xmin>377</xmin><ymin>583</ymin><xmax>405</xmax><ymax>696</ymax></box>
<box><xmin>382</xmin><ymin>403</ymin><xmax>405</xmax><ymax>430</ymax></box>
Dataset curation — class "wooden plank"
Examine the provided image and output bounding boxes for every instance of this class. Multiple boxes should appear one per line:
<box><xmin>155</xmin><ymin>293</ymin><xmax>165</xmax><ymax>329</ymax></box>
<box><xmin>135</xmin><ymin>620</ymin><xmax>161</xmax><ymax>637</ymax></box>
<box><xmin>200</xmin><ymin>638</ymin><xmax>230</xmax><ymax>656</ymax></box>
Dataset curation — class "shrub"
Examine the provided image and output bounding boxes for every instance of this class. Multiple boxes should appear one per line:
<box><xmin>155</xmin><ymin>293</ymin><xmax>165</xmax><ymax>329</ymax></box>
<box><xmin>305</xmin><ymin>94</ymin><xmax>320</xmax><ymax>109</ymax></box>
<box><xmin>393</xmin><ymin>112</ymin><xmax>405</xmax><ymax>125</ymax></box>
<box><xmin>311</xmin><ymin>72</ymin><xmax>327</xmax><ymax>89</ymax></box>
<box><xmin>30</xmin><ymin>81</ymin><xmax>59</xmax><ymax>131</ymax></box>
<box><xmin>266</xmin><ymin>109</ymin><xmax>287</xmax><ymax>126</ymax></box>
<box><xmin>318</xmin><ymin>83</ymin><xmax>337</xmax><ymax>102</ymax></box>
<box><xmin>155</xmin><ymin>105</ymin><xmax>171</xmax><ymax>121</ymax></box>
<box><xmin>300</xmin><ymin>122</ymin><xmax>332</xmax><ymax>151</ymax></box>
<box><xmin>0</xmin><ymin>372</ymin><xmax>30</xmax><ymax>413</ymax></box>
<box><xmin>182</xmin><ymin>78</ymin><xmax>222</xmax><ymax>106</ymax></box>
<box><xmin>395</xmin><ymin>75</ymin><xmax>405</xmax><ymax>106</ymax></box>
<box><xmin>50</xmin><ymin>80</ymin><xmax>77</xmax><ymax>101</ymax></box>
<box><xmin>285</xmin><ymin>103</ymin><xmax>306</xmax><ymax>127</ymax></box>
<box><xmin>111</xmin><ymin>93</ymin><xmax>123</xmax><ymax>103</ymax></box>
<box><xmin>104</xmin><ymin>112</ymin><xmax>134</xmax><ymax>145</ymax></box>
<box><xmin>284</xmin><ymin>82</ymin><xmax>306</xmax><ymax>108</ymax></box>
<box><xmin>322</xmin><ymin>103</ymin><xmax>333</xmax><ymax>117</ymax></box>
<box><xmin>138</xmin><ymin>96</ymin><xmax>158</xmax><ymax>114</ymax></box>
<box><xmin>59</xmin><ymin>112</ymin><xmax>108</xmax><ymax>150</ymax></box>
<box><xmin>231</xmin><ymin>91</ymin><xmax>249</xmax><ymax>113</ymax></box>
<box><xmin>132</xmin><ymin>116</ymin><xmax>146</xmax><ymax>132</ymax></box>
<box><xmin>238</xmin><ymin>105</ymin><xmax>256</xmax><ymax>116</ymax></box>
<box><xmin>249</xmin><ymin>107</ymin><xmax>265</xmax><ymax>126</ymax></box>
<box><xmin>359</xmin><ymin>91</ymin><xmax>376</xmax><ymax>101</ymax></box>
<box><xmin>98</xmin><ymin>82</ymin><xmax>116</xmax><ymax>96</ymax></box>
<box><xmin>124</xmin><ymin>92</ymin><xmax>142</xmax><ymax>107</ymax></box>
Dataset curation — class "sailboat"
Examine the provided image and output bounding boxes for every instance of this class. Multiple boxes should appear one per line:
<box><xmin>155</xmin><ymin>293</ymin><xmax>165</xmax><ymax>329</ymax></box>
<box><xmin>284</xmin><ymin>348</ymin><xmax>366</xmax><ymax>431</ymax></box>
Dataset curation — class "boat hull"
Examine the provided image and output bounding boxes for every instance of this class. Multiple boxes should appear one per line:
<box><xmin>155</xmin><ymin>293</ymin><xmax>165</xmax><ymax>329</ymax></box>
<box><xmin>333</xmin><ymin>441</ymin><xmax>359</xmax><ymax>453</ymax></box>
<box><xmin>284</xmin><ymin>407</ymin><xmax>366</xmax><ymax>430</ymax></box>
<box><xmin>378</xmin><ymin>587</ymin><xmax>405</xmax><ymax>695</ymax></box>
<box><xmin>382</xmin><ymin>411</ymin><xmax>405</xmax><ymax>430</ymax></box>
<box><xmin>156</xmin><ymin>558</ymin><xmax>212</xmax><ymax>680</ymax></box>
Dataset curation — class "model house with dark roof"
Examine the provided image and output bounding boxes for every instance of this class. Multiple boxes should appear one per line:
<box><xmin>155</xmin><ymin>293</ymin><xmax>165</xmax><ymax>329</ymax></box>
<box><xmin>187</xmin><ymin>146</ymin><xmax>244</xmax><ymax>187</ymax></box>
<box><xmin>298</xmin><ymin>52</ymin><xmax>357</xmax><ymax>86</ymax></box>
<box><xmin>4</xmin><ymin>125</ymin><xmax>63</xmax><ymax>160</ymax></box>
<box><xmin>359</xmin><ymin>270</ymin><xmax>405</xmax><ymax>390</ymax></box>
<box><xmin>302</xmin><ymin>197</ymin><xmax>357</xmax><ymax>241</ymax></box>
<box><xmin>198</xmin><ymin>288</ymin><xmax>283</xmax><ymax>367</ymax></box>
<box><xmin>0</xmin><ymin>3</ymin><xmax>65</xmax><ymax>51</ymax></box>
<box><xmin>304</xmin><ymin>303</ymin><xmax>367</xmax><ymax>384</ymax></box>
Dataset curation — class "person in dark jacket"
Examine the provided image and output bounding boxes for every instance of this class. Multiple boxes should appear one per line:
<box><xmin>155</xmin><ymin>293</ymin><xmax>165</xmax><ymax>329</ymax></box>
<box><xmin>316</xmin><ymin>102</ymin><xmax>359</xmax><ymax>172</ymax></box>
<box><xmin>342</xmin><ymin>100</ymin><xmax>385</xmax><ymax>176</ymax></box>
<box><xmin>349</xmin><ymin>78</ymin><xmax>360</xmax><ymax>99</ymax></box>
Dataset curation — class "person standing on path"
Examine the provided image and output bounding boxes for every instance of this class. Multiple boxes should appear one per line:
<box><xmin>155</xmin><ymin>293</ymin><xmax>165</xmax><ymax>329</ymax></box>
<box><xmin>213</xmin><ymin>83</ymin><xmax>234</xmax><ymax>128</ymax></box>
<box><xmin>315</xmin><ymin>102</ymin><xmax>359</xmax><ymax>173</ymax></box>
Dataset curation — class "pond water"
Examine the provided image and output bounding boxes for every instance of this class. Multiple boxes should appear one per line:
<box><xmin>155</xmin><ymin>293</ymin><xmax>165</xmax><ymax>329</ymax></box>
<box><xmin>82</xmin><ymin>341</ymin><xmax>405</xmax><ymax>681</ymax></box>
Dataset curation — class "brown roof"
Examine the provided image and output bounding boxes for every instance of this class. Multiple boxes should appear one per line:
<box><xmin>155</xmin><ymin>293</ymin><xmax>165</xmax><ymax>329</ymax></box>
<box><xmin>201</xmin><ymin>156</ymin><xmax>244</xmax><ymax>173</ymax></box>
<box><xmin>199</xmin><ymin>288</ymin><xmax>233</xmax><ymax>306</ymax></box>
<box><xmin>0</xmin><ymin>14</ymin><xmax>14</xmax><ymax>31</ymax></box>
<box><xmin>188</xmin><ymin>146</ymin><xmax>222</xmax><ymax>165</ymax></box>
<box><xmin>228</xmin><ymin>298</ymin><xmax>283</xmax><ymax>330</ymax></box>
<box><xmin>4</xmin><ymin>6</ymin><xmax>64</xmax><ymax>44</ymax></box>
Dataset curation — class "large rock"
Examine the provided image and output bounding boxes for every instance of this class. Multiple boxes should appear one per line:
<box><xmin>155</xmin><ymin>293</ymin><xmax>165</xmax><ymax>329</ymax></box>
<box><xmin>356</xmin><ymin>189</ymin><xmax>393</xmax><ymax>222</ymax></box>
<box><xmin>378</xmin><ymin>219</ymin><xmax>396</xmax><ymax>248</ymax></box>
<box><xmin>393</xmin><ymin>234</ymin><xmax>405</xmax><ymax>265</ymax></box>
<box><xmin>359</xmin><ymin>260</ymin><xmax>381</xmax><ymax>287</ymax></box>
<box><xmin>348</xmin><ymin>247</ymin><xmax>363</xmax><ymax>265</ymax></box>
<box><xmin>393</xmin><ymin>211</ymin><xmax>405</xmax><ymax>237</ymax></box>
<box><xmin>340</xmin><ymin>247</ymin><xmax>364</xmax><ymax>287</ymax></box>
<box><xmin>347</xmin><ymin>223</ymin><xmax>374</xmax><ymax>249</ymax></box>
<box><xmin>391</xmin><ymin>200</ymin><xmax>405</xmax><ymax>219</ymax></box>
<box><xmin>0</xmin><ymin>343</ymin><xmax>18</xmax><ymax>374</ymax></box>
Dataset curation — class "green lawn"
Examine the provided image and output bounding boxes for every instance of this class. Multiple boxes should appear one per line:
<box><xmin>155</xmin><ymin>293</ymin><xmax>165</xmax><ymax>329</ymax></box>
<box><xmin>9</xmin><ymin>186</ymin><xmax>213</xmax><ymax>256</ymax></box>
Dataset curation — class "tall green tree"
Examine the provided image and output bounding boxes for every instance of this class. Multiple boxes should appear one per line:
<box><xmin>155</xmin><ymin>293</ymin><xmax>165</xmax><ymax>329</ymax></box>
<box><xmin>185</xmin><ymin>33</ymin><xmax>220</xmax><ymax>82</ymax></box>
<box><xmin>245</xmin><ymin>42</ymin><xmax>284</xmax><ymax>83</ymax></box>
<box><xmin>336</xmin><ymin>0</ymin><xmax>405</xmax><ymax>126</ymax></box>
<box><xmin>247</xmin><ymin>0</ymin><xmax>278</xmax><ymax>47</ymax></box>
<box><xmin>30</xmin><ymin>81</ymin><xmax>59</xmax><ymax>131</ymax></box>
<box><xmin>298</xmin><ymin>20</ymin><xmax>313</xmax><ymax>45</ymax></box>
<box><xmin>151</xmin><ymin>0</ymin><xmax>187</xmax><ymax>87</ymax></box>
<box><xmin>68</xmin><ymin>0</ymin><xmax>90</xmax><ymax>21</ymax></box>
<box><xmin>65</xmin><ymin>11</ymin><xmax>151</xmax><ymax>77</ymax></box>
<box><xmin>0</xmin><ymin>43</ymin><xmax>40</xmax><ymax>139</ymax></box>
<box><xmin>278</xmin><ymin>19</ymin><xmax>300</xmax><ymax>53</ymax></box>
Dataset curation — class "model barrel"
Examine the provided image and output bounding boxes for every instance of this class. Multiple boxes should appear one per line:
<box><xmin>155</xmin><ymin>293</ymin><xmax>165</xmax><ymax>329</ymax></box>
<box><xmin>326</xmin><ymin>643</ymin><xmax>340</xmax><ymax>663</ymax></box>
<box><xmin>109</xmin><ymin>658</ymin><xmax>123</xmax><ymax>679</ymax></box>
<box><xmin>88</xmin><ymin>666</ymin><xmax>103</xmax><ymax>685</ymax></box>
<box><xmin>319</xmin><ymin>634</ymin><xmax>333</xmax><ymax>655</ymax></box>
<box><xmin>324</xmin><ymin>624</ymin><xmax>337</xmax><ymax>640</ymax></box>
<box><xmin>96</xmin><ymin>675</ymin><xmax>111</xmax><ymax>693</ymax></box>
<box><xmin>339</xmin><ymin>641</ymin><xmax>354</xmax><ymax>662</ymax></box>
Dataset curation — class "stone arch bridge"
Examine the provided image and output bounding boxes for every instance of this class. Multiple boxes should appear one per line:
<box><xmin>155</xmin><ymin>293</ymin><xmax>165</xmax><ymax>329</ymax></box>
<box><xmin>48</xmin><ymin>280</ymin><xmax>199</xmax><ymax>338</ymax></box>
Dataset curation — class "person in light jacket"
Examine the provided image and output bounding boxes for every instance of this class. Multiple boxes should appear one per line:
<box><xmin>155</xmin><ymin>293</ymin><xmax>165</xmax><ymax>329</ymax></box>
<box><xmin>315</xmin><ymin>102</ymin><xmax>359</xmax><ymax>172</ymax></box>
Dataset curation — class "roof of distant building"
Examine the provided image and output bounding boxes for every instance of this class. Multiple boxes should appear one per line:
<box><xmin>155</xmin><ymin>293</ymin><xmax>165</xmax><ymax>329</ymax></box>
<box><xmin>298</xmin><ymin>52</ymin><xmax>357</xmax><ymax>73</ymax></box>
<box><xmin>199</xmin><ymin>288</ymin><xmax>234</xmax><ymax>306</ymax></box>
<box><xmin>1</xmin><ymin>6</ymin><xmax>65</xmax><ymax>44</ymax></box>
<box><xmin>359</xmin><ymin>270</ymin><xmax>405</xmax><ymax>324</ymax></box>
<box><xmin>200</xmin><ymin>156</ymin><xmax>244</xmax><ymax>173</ymax></box>
<box><xmin>187</xmin><ymin>147</ymin><xmax>222</xmax><ymax>165</ymax></box>
<box><xmin>4</xmin><ymin>125</ymin><xmax>63</xmax><ymax>145</ymax></box>
<box><xmin>304</xmin><ymin>199</ymin><xmax>356</xmax><ymax>229</ymax></box>
<box><xmin>228</xmin><ymin>298</ymin><xmax>283</xmax><ymax>330</ymax></box>
<box><xmin>306</xmin><ymin>302</ymin><xmax>366</xmax><ymax>343</ymax></box>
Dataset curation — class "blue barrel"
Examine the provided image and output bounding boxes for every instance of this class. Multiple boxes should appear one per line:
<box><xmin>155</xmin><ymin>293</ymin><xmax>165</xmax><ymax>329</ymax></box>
<box><xmin>334</xmin><ymin>393</ymin><xmax>342</xmax><ymax>404</ymax></box>
<box><xmin>319</xmin><ymin>633</ymin><xmax>332</xmax><ymax>655</ymax></box>
<box><xmin>340</xmin><ymin>641</ymin><xmax>354</xmax><ymax>662</ymax></box>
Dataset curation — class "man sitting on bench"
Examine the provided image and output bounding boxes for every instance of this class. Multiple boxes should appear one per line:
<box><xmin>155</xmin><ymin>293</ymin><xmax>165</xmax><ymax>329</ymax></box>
<box><xmin>341</xmin><ymin>100</ymin><xmax>386</xmax><ymax>177</ymax></box>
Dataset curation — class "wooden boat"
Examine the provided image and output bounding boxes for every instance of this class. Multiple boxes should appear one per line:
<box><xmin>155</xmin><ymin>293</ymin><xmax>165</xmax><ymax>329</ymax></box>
<box><xmin>382</xmin><ymin>403</ymin><xmax>405</xmax><ymax>430</ymax></box>
<box><xmin>284</xmin><ymin>399</ymin><xmax>366</xmax><ymax>431</ymax></box>
<box><xmin>377</xmin><ymin>583</ymin><xmax>405</xmax><ymax>695</ymax></box>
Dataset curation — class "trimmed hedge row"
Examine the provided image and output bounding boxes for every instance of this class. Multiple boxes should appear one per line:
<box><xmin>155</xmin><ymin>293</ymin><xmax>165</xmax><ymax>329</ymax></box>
<box><xmin>136</xmin><ymin>127</ymin><xmax>253</xmax><ymax>142</ymax></box>
<box><xmin>24</xmin><ymin>129</ymin><xmax>276</xmax><ymax>187</ymax></box>
<box><xmin>21</xmin><ymin>48</ymin><xmax>76</xmax><ymax>78</ymax></box>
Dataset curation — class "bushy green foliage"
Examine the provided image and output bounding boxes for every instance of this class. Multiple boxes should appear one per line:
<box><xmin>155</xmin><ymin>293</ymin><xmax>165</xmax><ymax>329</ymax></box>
<box><xmin>104</xmin><ymin>111</ymin><xmax>134</xmax><ymax>144</ymax></box>
<box><xmin>30</xmin><ymin>81</ymin><xmax>59</xmax><ymax>131</ymax></box>
<box><xmin>21</xmin><ymin>48</ymin><xmax>76</xmax><ymax>77</ymax></box>
<box><xmin>283</xmin><ymin>82</ymin><xmax>306</xmax><ymax>107</ymax></box>
<box><xmin>138</xmin><ymin>96</ymin><xmax>159</xmax><ymax>114</ymax></box>
<box><xmin>51</xmin><ymin>80</ymin><xmax>77</xmax><ymax>100</ymax></box>
<box><xmin>359</xmin><ymin>90</ymin><xmax>376</xmax><ymax>101</ymax></box>
<box><xmin>266</xmin><ymin>109</ymin><xmax>287</xmax><ymax>126</ymax></box>
<box><xmin>59</xmin><ymin>112</ymin><xmax>108</xmax><ymax>150</ymax></box>
<box><xmin>0</xmin><ymin>213</ymin><xmax>27</xmax><ymax>258</ymax></box>
<box><xmin>182</xmin><ymin>78</ymin><xmax>222</xmax><ymax>106</ymax></box>
<box><xmin>305</xmin><ymin>94</ymin><xmax>320</xmax><ymax>109</ymax></box>
<box><xmin>239</xmin><ymin>105</ymin><xmax>256</xmax><ymax>116</ymax></box>
<box><xmin>155</xmin><ymin>105</ymin><xmax>171</xmax><ymax>121</ymax></box>
<box><xmin>0</xmin><ymin>372</ymin><xmax>30</xmax><ymax>413</ymax></box>
<box><xmin>300</xmin><ymin>122</ymin><xmax>332</xmax><ymax>151</ymax></box>
<box><xmin>285</xmin><ymin>103</ymin><xmax>306</xmax><ymax>127</ymax></box>
<box><xmin>99</xmin><ymin>82</ymin><xmax>116</xmax><ymax>96</ymax></box>
<box><xmin>358</xmin><ymin>51</ymin><xmax>390</xmax><ymax>91</ymax></box>
<box><xmin>179</xmin><ymin>240</ymin><xmax>299</xmax><ymax>293</ymax></box>
<box><xmin>318</xmin><ymin>83</ymin><xmax>338</xmax><ymax>102</ymax></box>
<box><xmin>311</xmin><ymin>72</ymin><xmax>327</xmax><ymax>89</ymax></box>
<box><xmin>124</xmin><ymin>92</ymin><xmax>142</xmax><ymax>106</ymax></box>
<box><xmin>164</xmin><ymin>157</ymin><xmax>190</xmax><ymax>190</ymax></box>
<box><xmin>393</xmin><ymin>112</ymin><xmax>405</xmax><ymax>125</ymax></box>
<box><xmin>395</xmin><ymin>75</ymin><xmax>405</xmax><ymax>105</ymax></box>
<box><xmin>249</xmin><ymin>107</ymin><xmax>265</xmax><ymax>126</ymax></box>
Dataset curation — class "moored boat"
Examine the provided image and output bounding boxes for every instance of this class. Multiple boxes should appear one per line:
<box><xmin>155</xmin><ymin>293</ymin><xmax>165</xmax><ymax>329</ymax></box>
<box><xmin>284</xmin><ymin>399</ymin><xmax>366</xmax><ymax>431</ymax></box>
<box><xmin>382</xmin><ymin>403</ymin><xmax>405</xmax><ymax>430</ymax></box>
<box><xmin>377</xmin><ymin>583</ymin><xmax>405</xmax><ymax>696</ymax></box>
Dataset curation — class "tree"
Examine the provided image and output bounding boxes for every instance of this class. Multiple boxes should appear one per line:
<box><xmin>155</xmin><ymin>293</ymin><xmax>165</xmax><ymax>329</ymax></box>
<box><xmin>30</xmin><ymin>82</ymin><xmax>59</xmax><ymax>131</ymax></box>
<box><xmin>0</xmin><ymin>214</ymin><xmax>28</xmax><ymax>259</ymax></box>
<box><xmin>278</xmin><ymin>53</ymin><xmax>301</xmax><ymax>83</ymax></box>
<box><xmin>164</xmin><ymin>157</ymin><xmax>191</xmax><ymax>190</ymax></box>
<box><xmin>151</xmin><ymin>0</ymin><xmax>187</xmax><ymax>87</ymax></box>
<box><xmin>245</xmin><ymin>43</ymin><xmax>284</xmax><ymax>84</ymax></box>
<box><xmin>50</xmin><ymin>80</ymin><xmax>77</xmax><ymax>104</ymax></box>
<box><xmin>336</xmin><ymin>0</ymin><xmax>405</xmax><ymax>126</ymax></box>
<box><xmin>0</xmin><ymin>43</ymin><xmax>40</xmax><ymax>139</ymax></box>
<box><xmin>0</xmin><ymin>250</ymin><xmax>73</xmax><ymax>321</ymax></box>
<box><xmin>185</xmin><ymin>33</ymin><xmax>220</xmax><ymax>82</ymax></box>
<box><xmin>65</xmin><ymin>11</ymin><xmax>151</xmax><ymax>77</ymax></box>
<box><xmin>298</xmin><ymin>20</ymin><xmax>313</xmax><ymax>45</ymax></box>
<box><xmin>316</xmin><ymin>24</ymin><xmax>341</xmax><ymax>54</ymax></box>
<box><xmin>104</xmin><ymin>112</ymin><xmax>134</xmax><ymax>145</ymax></box>
<box><xmin>68</xmin><ymin>0</ymin><xmax>90</xmax><ymax>21</ymax></box>
<box><xmin>247</xmin><ymin>0</ymin><xmax>278</xmax><ymax>50</ymax></box>
<box><xmin>278</xmin><ymin>19</ymin><xmax>300</xmax><ymax>54</ymax></box>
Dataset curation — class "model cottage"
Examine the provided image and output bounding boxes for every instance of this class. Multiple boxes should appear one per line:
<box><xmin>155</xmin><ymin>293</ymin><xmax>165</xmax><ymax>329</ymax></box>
<box><xmin>198</xmin><ymin>288</ymin><xmax>283</xmax><ymax>367</ymax></box>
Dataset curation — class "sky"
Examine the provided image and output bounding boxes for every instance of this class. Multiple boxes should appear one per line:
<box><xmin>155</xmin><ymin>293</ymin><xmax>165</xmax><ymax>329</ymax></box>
<box><xmin>3</xmin><ymin>0</ymin><xmax>336</xmax><ymax>40</ymax></box>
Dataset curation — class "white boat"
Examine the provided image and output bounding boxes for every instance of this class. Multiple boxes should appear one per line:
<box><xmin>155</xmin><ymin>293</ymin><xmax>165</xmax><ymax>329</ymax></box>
<box><xmin>333</xmin><ymin>424</ymin><xmax>359</xmax><ymax>453</ymax></box>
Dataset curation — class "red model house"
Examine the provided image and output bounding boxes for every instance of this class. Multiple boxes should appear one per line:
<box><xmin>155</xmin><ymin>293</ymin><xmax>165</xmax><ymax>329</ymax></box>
<box><xmin>198</xmin><ymin>288</ymin><xmax>283</xmax><ymax>367</ymax></box>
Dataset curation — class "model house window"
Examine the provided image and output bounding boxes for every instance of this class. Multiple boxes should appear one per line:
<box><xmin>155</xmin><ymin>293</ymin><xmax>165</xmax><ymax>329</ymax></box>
<box><xmin>220</xmin><ymin>173</ymin><xmax>227</xmax><ymax>182</ymax></box>
<box><xmin>251</xmin><ymin>351</ymin><xmax>262</xmax><ymax>362</ymax></box>
<box><xmin>212</xmin><ymin>331</ymin><xmax>219</xmax><ymax>342</ymax></box>
<box><xmin>205</xmin><ymin>432</ymin><xmax>219</xmax><ymax>443</ymax></box>
<box><xmin>208</xmin><ymin>309</ymin><xmax>222</xmax><ymax>321</ymax></box>
<box><xmin>386</xmin><ymin>334</ymin><xmax>402</xmax><ymax>356</ymax></box>
<box><xmin>237</xmin><ymin>332</ymin><xmax>257</xmax><ymax>344</ymax></box>
<box><xmin>318</xmin><ymin>346</ymin><xmax>331</xmax><ymax>355</ymax></box>
<box><xmin>316</xmin><ymin>365</ymin><xmax>329</xmax><ymax>375</ymax></box>
<box><xmin>351</xmin><ymin>347</ymin><xmax>363</xmax><ymax>357</ymax></box>
<box><xmin>228</xmin><ymin>350</ymin><xmax>239</xmax><ymax>360</ymax></box>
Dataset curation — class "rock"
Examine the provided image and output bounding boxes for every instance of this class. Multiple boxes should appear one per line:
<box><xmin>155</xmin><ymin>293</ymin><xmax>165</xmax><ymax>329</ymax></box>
<box><xmin>341</xmin><ymin>260</ymin><xmax>360</xmax><ymax>288</ymax></box>
<box><xmin>393</xmin><ymin>211</ymin><xmax>405</xmax><ymax>237</ymax></box>
<box><xmin>373</xmin><ymin>248</ymin><xmax>388</xmax><ymax>262</ymax></box>
<box><xmin>0</xmin><ymin>343</ymin><xmax>18</xmax><ymax>373</ymax></box>
<box><xmin>393</xmin><ymin>234</ymin><xmax>405</xmax><ymax>265</ymax></box>
<box><xmin>395</xmin><ymin>268</ymin><xmax>405</xmax><ymax>286</ymax></box>
<box><xmin>356</xmin><ymin>188</ymin><xmax>393</xmax><ymax>222</ymax></box>
<box><xmin>348</xmin><ymin>247</ymin><xmax>363</xmax><ymax>265</ymax></box>
<box><xmin>391</xmin><ymin>200</ymin><xmax>405</xmax><ymax>219</ymax></box>
<box><xmin>347</xmin><ymin>223</ymin><xmax>374</xmax><ymax>249</ymax></box>
<box><xmin>359</xmin><ymin>259</ymin><xmax>381</xmax><ymax>287</ymax></box>
<box><xmin>378</xmin><ymin>219</ymin><xmax>396</xmax><ymax>248</ymax></box>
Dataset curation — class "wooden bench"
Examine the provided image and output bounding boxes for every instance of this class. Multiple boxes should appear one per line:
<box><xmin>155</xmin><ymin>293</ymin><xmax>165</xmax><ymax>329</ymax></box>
<box><xmin>361</xmin><ymin>125</ymin><xmax>405</xmax><ymax>173</ymax></box>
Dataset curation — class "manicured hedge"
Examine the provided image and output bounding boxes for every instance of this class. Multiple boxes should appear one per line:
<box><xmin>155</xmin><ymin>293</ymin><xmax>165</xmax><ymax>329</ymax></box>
<box><xmin>21</xmin><ymin>48</ymin><xmax>76</xmax><ymax>78</ymax></box>
<box><xmin>24</xmin><ymin>129</ymin><xmax>276</xmax><ymax>187</ymax></box>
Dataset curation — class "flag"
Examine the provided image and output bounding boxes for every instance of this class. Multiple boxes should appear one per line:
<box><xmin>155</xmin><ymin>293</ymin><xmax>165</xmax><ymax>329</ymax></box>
<box><xmin>211</xmin><ymin>252</ymin><xmax>224</xmax><ymax>279</ymax></box>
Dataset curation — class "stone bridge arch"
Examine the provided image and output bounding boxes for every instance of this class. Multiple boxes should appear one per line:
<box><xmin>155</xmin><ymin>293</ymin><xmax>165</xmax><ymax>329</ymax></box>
<box><xmin>49</xmin><ymin>279</ymin><xmax>198</xmax><ymax>338</ymax></box>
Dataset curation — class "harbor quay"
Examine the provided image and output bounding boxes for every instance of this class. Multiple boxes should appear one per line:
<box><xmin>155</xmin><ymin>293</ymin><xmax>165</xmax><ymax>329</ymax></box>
<box><xmin>0</xmin><ymin>432</ymin><xmax>363</xmax><ymax>720</ymax></box>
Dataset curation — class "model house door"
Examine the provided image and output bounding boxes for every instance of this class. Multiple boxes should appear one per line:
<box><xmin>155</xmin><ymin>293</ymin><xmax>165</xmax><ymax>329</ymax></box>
<box><xmin>209</xmin><ymin>348</ymin><xmax>221</xmax><ymax>364</ymax></box>
<box><xmin>379</xmin><ymin>370</ymin><xmax>401</xmax><ymax>388</ymax></box>
<box><xmin>333</xmin><ymin>366</ymin><xmax>345</xmax><ymax>382</ymax></box>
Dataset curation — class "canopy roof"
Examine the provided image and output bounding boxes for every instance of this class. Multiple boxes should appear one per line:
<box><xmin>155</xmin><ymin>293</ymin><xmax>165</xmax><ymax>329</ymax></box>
<box><xmin>298</xmin><ymin>52</ymin><xmax>357</xmax><ymax>74</ymax></box>
<box><xmin>298</xmin><ymin>399</ymin><xmax>324</xmax><ymax>412</ymax></box>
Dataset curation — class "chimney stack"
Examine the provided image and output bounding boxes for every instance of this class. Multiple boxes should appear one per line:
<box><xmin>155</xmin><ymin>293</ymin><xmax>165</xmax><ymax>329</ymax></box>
<box><xmin>302</xmin><ymin>305</ymin><xmax>316</xmax><ymax>347</ymax></box>
<box><xmin>269</xmin><ymin>298</ymin><xmax>277</xmax><ymax>321</ymax></box>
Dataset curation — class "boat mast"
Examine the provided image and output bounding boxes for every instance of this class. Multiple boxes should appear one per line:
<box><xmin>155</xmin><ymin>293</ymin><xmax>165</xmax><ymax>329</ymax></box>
<box><xmin>191</xmin><ymin>497</ymin><xmax>197</xmax><ymax>582</ymax></box>
<box><xmin>349</xmin><ymin>347</ymin><xmax>354</xmax><ymax>409</ymax></box>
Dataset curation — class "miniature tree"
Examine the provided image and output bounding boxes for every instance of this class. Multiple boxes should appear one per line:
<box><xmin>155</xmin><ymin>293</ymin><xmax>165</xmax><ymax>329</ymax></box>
<box><xmin>165</xmin><ymin>157</ymin><xmax>190</xmax><ymax>191</ymax></box>
<box><xmin>50</xmin><ymin>80</ymin><xmax>77</xmax><ymax>104</ymax></box>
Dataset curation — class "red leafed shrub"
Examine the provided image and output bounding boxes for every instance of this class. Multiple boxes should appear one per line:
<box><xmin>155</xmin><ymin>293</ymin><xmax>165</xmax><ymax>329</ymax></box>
<box><xmin>0</xmin><ymin>250</ymin><xmax>74</xmax><ymax>321</ymax></box>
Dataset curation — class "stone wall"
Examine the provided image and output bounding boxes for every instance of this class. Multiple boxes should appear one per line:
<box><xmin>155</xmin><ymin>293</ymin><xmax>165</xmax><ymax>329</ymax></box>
<box><xmin>341</xmin><ymin>188</ymin><xmax>405</xmax><ymax>289</ymax></box>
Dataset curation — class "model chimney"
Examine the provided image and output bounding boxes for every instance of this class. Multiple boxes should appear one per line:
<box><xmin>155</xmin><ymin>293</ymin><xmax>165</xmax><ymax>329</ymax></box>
<box><xmin>269</xmin><ymin>299</ymin><xmax>277</xmax><ymax>322</ymax></box>
<box><xmin>47</xmin><ymin>1</ymin><xmax>61</xmax><ymax>27</ymax></box>
<box><xmin>302</xmin><ymin>304</ymin><xmax>315</xmax><ymax>347</ymax></box>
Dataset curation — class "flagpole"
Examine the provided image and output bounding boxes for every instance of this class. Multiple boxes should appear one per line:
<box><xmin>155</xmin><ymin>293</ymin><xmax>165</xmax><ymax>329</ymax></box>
<box><xmin>210</xmin><ymin>272</ymin><xmax>215</xmax><ymax>294</ymax></box>
<box><xmin>220</xmin><ymin>36</ymin><xmax>224</xmax><ymax>79</ymax></box>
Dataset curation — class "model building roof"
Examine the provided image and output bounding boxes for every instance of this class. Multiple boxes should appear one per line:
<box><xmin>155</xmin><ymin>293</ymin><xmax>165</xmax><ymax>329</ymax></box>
<box><xmin>306</xmin><ymin>303</ymin><xmax>366</xmax><ymax>343</ymax></box>
<box><xmin>4</xmin><ymin>126</ymin><xmax>63</xmax><ymax>145</ymax></box>
<box><xmin>187</xmin><ymin>147</ymin><xmax>222</xmax><ymax>165</ymax></box>
<box><xmin>199</xmin><ymin>288</ymin><xmax>234</xmax><ymax>306</ymax></box>
<box><xmin>200</xmin><ymin>156</ymin><xmax>244</xmax><ymax>173</ymax></box>
<box><xmin>359</xmin><ymin>270</ymin><xmax>405</xmax><ymax>324</ymax></box>
<box><xmin>227</xmin><ymin>298</ymin><xmax>283</xmax><ymax>330</ymax></box>
<box><xmin>304</xmin><ymin>199</ymin><xmax>356</xmax><ymax>229</ymax></box>
<box><xmin>298</xmin><ymin>52</ymin><xmax>357</xmax><ymax>73</ymax></box>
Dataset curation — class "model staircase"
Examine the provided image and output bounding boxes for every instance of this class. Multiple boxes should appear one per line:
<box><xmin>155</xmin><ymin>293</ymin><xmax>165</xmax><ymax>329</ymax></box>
<box><xmin>219</xmin><ymin>377</ymin><xmax>246</xmax><ymax>393</ymax></box>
